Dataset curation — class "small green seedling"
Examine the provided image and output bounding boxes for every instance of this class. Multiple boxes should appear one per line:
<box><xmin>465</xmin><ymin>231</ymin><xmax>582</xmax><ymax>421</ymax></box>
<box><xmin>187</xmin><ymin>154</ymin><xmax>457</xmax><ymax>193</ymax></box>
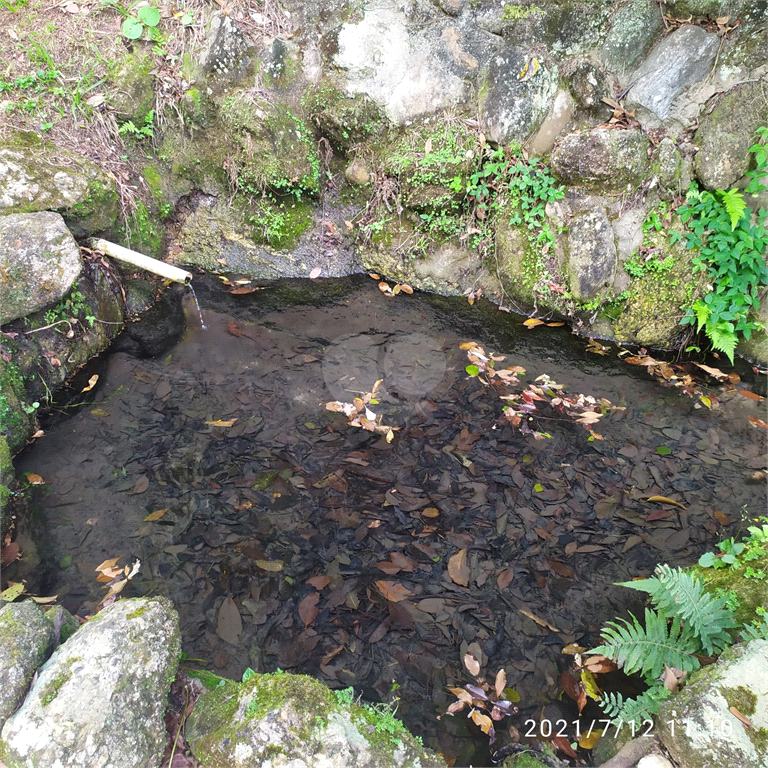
<box><xmin>122</xmin><ymin>5</ymin><xmax>160</xmax><ymax>39</ymax></box>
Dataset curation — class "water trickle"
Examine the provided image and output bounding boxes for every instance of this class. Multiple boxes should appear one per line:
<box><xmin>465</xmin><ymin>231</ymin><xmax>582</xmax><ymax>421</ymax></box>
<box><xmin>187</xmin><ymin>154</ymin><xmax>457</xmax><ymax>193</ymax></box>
<box><xmin>187</xmin><ymin>283</ymin><xmax>207</xmax><ymax>330</ymax></box>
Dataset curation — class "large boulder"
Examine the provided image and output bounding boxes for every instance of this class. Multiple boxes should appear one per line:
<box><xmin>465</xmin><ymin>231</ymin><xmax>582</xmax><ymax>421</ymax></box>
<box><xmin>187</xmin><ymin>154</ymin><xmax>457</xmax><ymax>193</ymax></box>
<box><xmin>565</xmin><ymin>205</ymin><xmax>617</xmax><ymax>302</ymax></box>
<box><xmin>479</xmin><ymin>49</ymin><xmax>558</xmax><ymax>145</ymax></box>
<box><xmin>0</xmin><ymin>135</ymin><xmax>119</xmax><ymax>237</ymax></box>
<box><xmin>0</xmin><ymin>602</ymin><xmax>55</xmax><ymax>731</ymax></box>
<box><xmin>0</xmin><ymin>597</ymin><xmax>181</xmax><ymax>768</ymax></box>
<box><xmin>0</xmin><ymin>212</ymin><xmax>82</xmax><ymax>326</ymax></box>
<box><xmin>694</xmin><ymin>82</ymin><xmax>768</xmax><ymax>191</ymax></box>
<box><xmin>185</xmin><ymin>671</ymin><xmax>445</xmax><ymax>768</ymax></box>
<box><xmin>550</xmin><ymin>128</ymin><xmax>650</xmax><ymax>192</ymax></box>
<box><xmin>600</xmin><ymin>0</ymin><xmax>665</xmax><ymax>75</ymax></box>
<box><xmin>656</xmin><ymin>639</ymin><xmax>768</xmax><ymax>768</ymax></box>
<box><xmin>624</xmin><ymin>25</ymin><xmax>720</xmax><ymax>122</ymax></box>
<box><xmin>333</xmin><ymin>0</ymin><xmax>469</xmax><ymax>125</ymax></box>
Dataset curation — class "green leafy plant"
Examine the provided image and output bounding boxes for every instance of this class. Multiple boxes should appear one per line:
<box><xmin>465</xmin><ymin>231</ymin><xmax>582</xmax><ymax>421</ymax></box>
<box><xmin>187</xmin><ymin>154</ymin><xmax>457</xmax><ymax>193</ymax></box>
<box><xmin>677</xmin><ymin>127</ymin><xmax>768</xmax><ymax>363</ymax></box>
<box><xmin>121</xmin><ymin>4</ymin><xmax>161</xmax><ymax>39</ymax></box>
<box><xmin>118</xmin><ymin>109</ymin><xmax>155</xmax><ymax>139</ymax></box>
<box><xmin>698</xmin><ymin>518</ymin><xmax>768</xmax><ymax>576</ymax></box>
<box><xmin>589</xmin><ymin>558</ymin><xmax>768</xmax><ymax>726</ymax></box>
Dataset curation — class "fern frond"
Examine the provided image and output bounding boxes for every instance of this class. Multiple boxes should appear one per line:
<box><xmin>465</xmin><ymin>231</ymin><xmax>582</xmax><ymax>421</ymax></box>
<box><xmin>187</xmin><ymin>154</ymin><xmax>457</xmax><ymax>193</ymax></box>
<box><xmin>618</xmin><ymin>565</ymin><xmax>737</xmax><ymax>656</ymax></box>
<box><xmin>708</xmin><ymin>322</ymin><xmax>738</xmax><ymax>365</ymax></box>
<box><xmin>719</xmin><ymin>188</ymin><xmax>747</xmax><ymax>231</ymax></box>
<box><xmin>600</xmin><ymin>685</ymin><xmax>671</xmax><ymax>728</ymax></box>
<box><xmin>742</xmin><ymin>614</ymin><xmax>768</xmax><ymax>642</ymax></box>
<box><xmin>590</xmin><ymin>609</ymin><xmax>700</xmax><ymax>680</ymax></box>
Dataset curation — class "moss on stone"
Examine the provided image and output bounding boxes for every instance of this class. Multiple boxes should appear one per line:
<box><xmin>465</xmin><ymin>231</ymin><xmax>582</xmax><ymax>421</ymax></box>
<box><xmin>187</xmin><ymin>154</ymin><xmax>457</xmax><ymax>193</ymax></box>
<box><xmin>126</xmin><ymin>605</ymin><xmax>149</xmax><ymax>620</ymax></box>
<box><xmin>248</xmin><ymin>197</ymin><xmax>314</xmax><ymax>249</ymax></box>
<box><xmin>720</xmin><ymin>685</ymin><xmax>757</xmax><ymax>716</ymax></box>
<box><xmin>63</xmin><ymin>175</ymin><xmax>120</xmax><ymax>238</ymax></box>
<box><xmin>0</xmin><ymin>355</ymin><xmax>35</xmax><ymax>455</ymax></box>
<box><xmin>120</xmin><ymin>201</ymin><xmax>164</xmax><ymax>259</ymax></box>
<box><xmin>39</xmin><ymin>666</ymin><xmax>73</xmax><ymax>706</ymax></box>
<box><xmin>108</xmin><ymin>52</ymin><xmax>156</xmax><ymax>125</ymax></box>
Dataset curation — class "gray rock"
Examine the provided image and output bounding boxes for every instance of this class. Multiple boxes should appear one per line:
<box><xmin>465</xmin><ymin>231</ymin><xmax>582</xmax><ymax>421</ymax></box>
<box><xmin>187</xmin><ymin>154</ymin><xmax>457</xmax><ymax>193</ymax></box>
<box><xmin>202</xmin><ymin>13</ymin><xmax>253</xmax><ymax>81</ymax></box>
<box><xmin>664</xmin><ymin>0</ymin><xmax>752</xmax><ymax>17</ymax></box>
<box><xmin>0</xmin><ymin>136</ymin><xmax>118</xmax><ymax>237</ymax></box>
<box><xmin>344</xmin><ymin>159</ymin><xmax>371</xmax><ymax>186</ymax></box>
<box><xmin>479</xmin><ymin>49</ymin><xmax>558</xmax><ymax>145</ymax></box>
<box><xmin>334</xmin><ymin>1</ymin><xmax>468</xmax><ymax>125</ymax></box>
<box><xmin>527</xmin><ymin>90</ymin><xmax>575</xmax><ymax>157</ymax></box>
<box><xmin>1</xmin><ymin>597</ymin><xmax>180</xmax><ymax>768</ymax></box>
<box><xmin>0</xmin><ymin>212</ymin><xmax>82</xmax><ymax>326</ymax></box>
<box><xmin>43</xmin><ymin>605</ymin><xmax>80</xmax><ymax>645</ymax></box>
<box><xmin>566</xmin><ymin>206</ymin><xmax>617</xmax><ymax>302</ymax></box>
<box><xmin>0</xmin><ymin>601</ymin><xmax>55</xmax><ymax>730</ymax></box>
<box><xmin>561</xmin><ymin>58</ymin><xmax>610</xmax><ymax>113</ymax></box>
<box><xmin>186</xmin><ymin>671</ymin><xmax>445</xmax><ymax>768</ymax></box>
<box><xmin>625</xmin><ymin>25</ymin><xmax>720</xmax><ymax>121</ymax></box>
<box><xmin>601</xmin><ymin>0</ymin><xmax>665</xmax><ymax>75</ymax></box>
<box><xmin>694</xmin><ymin>82</ymin><xmax>767</xmax><ymax>190</ymax></box>
<box><xmin>656</xmin><ymin>639</ymin><xmax>768</xmax><ymax>768</ymax></box>
<box><xmin>550</xmin><ymin>128</ymin><xmax>650</xmax><ymax>191</ymax></box>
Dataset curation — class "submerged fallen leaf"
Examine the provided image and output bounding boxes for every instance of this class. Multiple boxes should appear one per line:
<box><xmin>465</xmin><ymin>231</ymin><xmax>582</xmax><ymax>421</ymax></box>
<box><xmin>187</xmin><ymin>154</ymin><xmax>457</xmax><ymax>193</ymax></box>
<box><xmin>90</xmin><ymin>408</ymin><xmax>110</xmax><ymax>417</ymax></box>
<box><xmin>471</xmin><ymin>709</ymin><xmax>493</xmax><ymax>735</ymax></box>
<box><xmin>255</xmin><ymin>559</ymin><xmax>284</xmax><ymax>572</ymax></box>
<box><xmin>447</xmin><ymin>549</ymin><xmax>470</xmax><ymax>587</ymax></box>
<box><xmin>1</xmin><ymin>582</ymin><xmax>25</xmax><ymax>601</ymax></box>
<box><xmin>129</xmin><ymin>476</ymin><xmax>149</xmax><ymax>495</ymax></box>
<box><xmin>578</xmin><ymin>729</ymin><xmax>603</xmax><ymax>750</ymax></box>
<box><xmin>216</xmin><ymin>596</ymin><xmax>243</xmax><ymax>644</ymax></box>
<box><xmin>143</xmin><ymin>508</ymin><xmax>168</xmax><ymax>522</ymax></box>
<box><xmin>375</xmin><ymin>580</ymin><xmax>412</xmax><ymax>602</ymax></box>
<box><xmin>748</xmin><ymin>415</ymin><xmax>768</xmax><ymax>429</ymax></box>
<box><xmin>298</xmin><ymin>592</ymin><xmax>320</xmax><ymax>627</ymax></box>
<box><xmin>25</xmin><ymin>473</ymin><xmax>44</xmax><ymax>485</ymax></box>
<box><xmin>519</xmin><ymin>608</ymin><xmax>560</xmax><ymax>632</ymax></box>
<box><xmin>523</xmin><ymin>317</ymin><xmax>545</xmax><ymax>328</ymax></box>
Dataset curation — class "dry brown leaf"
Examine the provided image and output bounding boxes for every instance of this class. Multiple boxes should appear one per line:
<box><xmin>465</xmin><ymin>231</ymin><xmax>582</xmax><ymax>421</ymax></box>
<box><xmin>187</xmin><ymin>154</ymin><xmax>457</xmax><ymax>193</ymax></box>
<box><xmin>519</xmin><ymin>609</ymin><xmax>560</xmax><ymax>632</ymax></box>
<box><xmin>389</xmin><ymin>552</ymin><xmax>415</xmax><ymax>572</ymax></box>
<box><xmin>306</xmin><ymin>575</ymin><xmax>331</xmax><ymax>590</ymax></box>
<box><xmin>447</xmin><ymin>549</ymin><xmax>470</xmax><ymax>586</ymax></box>
<box><xmin>422</xmin><ymin>507</ymin><xmax>440</xmax><ymax>518</ymax></box>
<box><xmin>143</xmin><ymin>509</ymin><xmax>168</xmax><ymax>522</ymax></box>
<box><xmin>25</xmin><ymin>473</ymin><xmax>45</xmax><ymax>485</ymax></box>
<box><xmin>375</xmin><ymin>580</ymin><xmax>412</xmax><ymax>602</ymax></box>
<box><xmin>227</xmin><ymin>286</ymin><xmax>261</xmax><ymax>294</ymax></box>
<box><xmin>730</xmin><ymin>706</ymin><xmax>752</xmax><ymax>728</ymax></box>
<box><xmin>523</xmin><ymin>318</ymin><xmax>545</xmax><ymax>328</ymax></box>
<box><xmin>470</xmin><ymin>709</ymin><xmax>493</xmax><ymax>735</ymax></box>
<box><xmin>216</xmin><ymin>596</ymin><xmax>243</xmax><ymax>644</ymax></box>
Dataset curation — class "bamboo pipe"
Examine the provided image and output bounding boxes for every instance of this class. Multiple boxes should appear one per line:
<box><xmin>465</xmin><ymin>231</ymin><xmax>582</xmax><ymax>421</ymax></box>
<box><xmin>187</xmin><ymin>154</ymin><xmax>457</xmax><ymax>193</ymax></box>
<box><xmin>88</xmin><ymin>239</ymin><xmax>193</xmax><ymax>285</ymax></box>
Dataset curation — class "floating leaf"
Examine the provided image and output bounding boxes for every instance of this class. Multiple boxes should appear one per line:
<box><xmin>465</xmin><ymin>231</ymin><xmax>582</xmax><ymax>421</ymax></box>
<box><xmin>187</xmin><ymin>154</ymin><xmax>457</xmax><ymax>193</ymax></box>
<box><xmin>656</xmin><ymin>445</ymin><xmax>672</xmax><ymax>455</ymax></box>
<box><xmin>495</xmin><ymin>669</ymin><xmax>506</xmax><ymax>699</ymax></box>
<box><xmin>646</xmin><ymin>495</ymin><xmax>686</xmax><ymax>509</ymax></box>
<box><xmin>80</xmin><ymin>374</ymin><xmax>99</xmax><ymax>393</ymax></box>
<box><xmin>206</xmin><ymin>418</ymin><xmax>238</xmax><ymax>427</ymax></box>
<box><xmin>227</xmin><ymin>286</ymin><xmax>261</xmax><ymax>294</ymax></box>
<box><xmin>463</xmin><ymin>651</ymin><xmax>481</xmax><ymax>676</ymax></box>
<box><xmin>90</xmin><ymin>408</ymin><xmax>110</xmax><ymax>417</ymax></box>
<box><xmin>448</xmin><ymin>549</ymin><xmax>470</xmax><ymax>586</ymax></box>
<box><xmin>465</xmin><ymin>364</ymin><xmax>480</xmax><ymax>376</ymax></box>
<box><xmin>0</xmin><ymin>582</ymin><xmax>24</xmax><ymax>601</ymax></box>
<box><xmin>216</xmin><ymin>596</ymin><xmax>242</xmax><ymax>644</ymax></box>
<box><xmin>523</xmin><ymin>317</ymin><xmax>545</xmax><ymax>328</ymax></box>
<box><xmin>255</xmin><ymin>559</ymin><xmax>284</xmax><ymax>572</ymax></box>
<box><xmin>309</xmin><ymin>266</ymin><xmax>322</xmax><ymax>279</ymax></box>
<box><xmin>578</xmin><ymin>729</ymin><xmax>603</xmax><ymax>750</ymax></box>
<box><xmin>30</xmin><ymin>594</ymin><xmax>58</xmax><ymax>604</ymax></box>
<box><xmin>25</xmin><ymin>473</ymin><xmax>44</xmax><ymax>485</ymax></box>
<box><xmin>471</xmin><ymin>709</ymin><xmax>493</xmax><ymax>735</ymax></box>
<box><xmin>144</xmin><ymin>508</ymin><xmax>167</xmax><ymax>522</ymax></box>
<box><xmin>737</xmin><ymin>389</ymin><xmax>763</xmax><ymax>401</ymax></box>
<box><xmin>306</xmin><ymin>575</ymin><xmax>330</xmax><ymax>590</ymax></box>
<box><xmin>422</xmin><ymin>507</ymin><xmax>440</xmax><ymax>518</ymax></box>
<box><xmin>533</xmin><ymin>483</ymin><xmax>544</xmax><ymax>492</ymax></box>
<box><xmin>375</xmin><ymin>580</ymin><xmax>412</xmax><ymax>602</ymax></box>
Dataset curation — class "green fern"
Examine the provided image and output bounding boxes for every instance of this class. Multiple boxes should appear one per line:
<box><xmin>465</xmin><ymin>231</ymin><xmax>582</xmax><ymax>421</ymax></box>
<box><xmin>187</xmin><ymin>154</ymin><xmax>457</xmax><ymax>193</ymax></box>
<box><xmin>617</xmin><ymin>565</ymin><xmax>736</xmax><ymax>655</ymax></box>
<box><xmin>719</xmin><ymin>188</ymin><xmax>747</xmax><ymax>231</ymax></box>
<box><xmin>600</xmin><ymin>685</ymin><xmax>671</xmax><ymax>728</ymax></box>
<box><xmin>743</xmin><ymin>613</ymin><xmax>768</xmax><ymax>642</ymax></box>
<box><xmin>590</xmin><ymin>608</ymin><xmax>700</xmax><ymax>681</ymax></box>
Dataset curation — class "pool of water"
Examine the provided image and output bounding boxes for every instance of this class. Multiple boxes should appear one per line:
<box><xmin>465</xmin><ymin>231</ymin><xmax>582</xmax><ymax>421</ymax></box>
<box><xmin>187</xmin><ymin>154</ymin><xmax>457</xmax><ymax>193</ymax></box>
<box><xmin>15</xmin><ymin>274</ymin><xmax>767</xmax><ymax>764</ymax></box>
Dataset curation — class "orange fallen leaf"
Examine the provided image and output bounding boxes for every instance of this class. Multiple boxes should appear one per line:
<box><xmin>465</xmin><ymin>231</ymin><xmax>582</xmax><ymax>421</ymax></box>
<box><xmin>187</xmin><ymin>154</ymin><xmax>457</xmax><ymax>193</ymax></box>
<box><xmin>255</xmin><ymin>560</ymin><xmax>284</xmax><ymax>572</ymax></box>
<box><xmin>306</xmin><ymin>575</ymin><xmax>331</xmax><ymax>590</ymax></box>
<box><xmin>205</xmin><ymin>418</ymin><xmax>238</xmax><ymax>427</ymax></box>
<box><xmin>144</xmin><ymin>509</ymin><xmax>168</xmax><ymax>522</ymax></box>
<box><xmin>470</xmin><ymin>709</ymin><xmax>493</xmax><ymax>735</ymax></box>
<box><xmin>730</xmin><ymin>706</ymin><xmax>752</xmax><ymax>728</ymax></box>
<box><xmin>375</xmin><ymin>580</ymin><xmax>412</xmax><ymax>602</ymax></box>
<box><xmin>298</xmin><ymin>592</ymin><xmax>320</xmax><ymax>627</ymax></box>
<box><xmin>646</xmin><ymin>495</ymin><xmax>686</xmax><ymax>509</ymax></box>
<box><xmin>748</xmin><ymin>415</ymin><xmax>768</xmax><ymax>429</ymax></box>
<box><xmin>227</xmin><ymin>286</ymin><xmax>261</xmax><ymax>294</ymax></box>
<box><xmin>80</xmin><ymin>374</ymin><xmax>99</xmax><ymax>393</ymax></box>
<box><xmin>129</xmin><ymin>476</ymin><xmax>149</xmax><ymax>494</ymax></box>
<box><xmin>523</xmin><ymin>318</ymin><xmax>545</xmax><ymax>328</ymax></box>
<box><xmin>25</xmin><ymin>473</ymin><xmax>45</xmax><ymax>485</ymax></box>
<box><xmin>737</xmin><ymin>389</ymin><xmax>763</xmax><ymax>401</ymax></box>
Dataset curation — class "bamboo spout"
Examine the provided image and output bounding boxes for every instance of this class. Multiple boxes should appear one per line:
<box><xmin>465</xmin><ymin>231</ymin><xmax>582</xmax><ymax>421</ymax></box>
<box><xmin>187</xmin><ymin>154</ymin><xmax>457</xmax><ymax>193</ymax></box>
<box><xmin>89</xmin><ymin>239</ymin><xmax>193</xmax><ymax>285</ymax></box>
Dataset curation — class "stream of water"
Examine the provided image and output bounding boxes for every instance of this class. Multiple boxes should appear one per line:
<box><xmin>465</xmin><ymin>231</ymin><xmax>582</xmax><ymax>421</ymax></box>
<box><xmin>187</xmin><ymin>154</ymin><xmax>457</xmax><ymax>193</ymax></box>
<box><xmin>14</xmin><ymin>275</ymin><xmax>767</xmax><ymax>764</ymax></box>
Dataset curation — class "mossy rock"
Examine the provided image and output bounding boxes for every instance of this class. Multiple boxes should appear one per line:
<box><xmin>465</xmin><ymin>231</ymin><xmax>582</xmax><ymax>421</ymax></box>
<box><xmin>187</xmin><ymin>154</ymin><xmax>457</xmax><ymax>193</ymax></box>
<box><xmin>0</xmin><ymin>355</ymin><xmax>36</xmax><ymax>455</ymax></box>
<box><xmin>108</xmin><ymin>52</ymin><xmax>156</xmax><ymax>126</ymax></box>
<box><xmin>302</xmin><ymin>81</ymin><xmax>387</xmax><ymax>154</ymax></box>
<box><xmin>185</xmin><ymin>671</ymin><xmax>445</xmax><ymax>767</ymax></box>
<box><xmin>611</xmin><ymin>232</ymin><xmax>707</xmax><ymax>348</ymax></box>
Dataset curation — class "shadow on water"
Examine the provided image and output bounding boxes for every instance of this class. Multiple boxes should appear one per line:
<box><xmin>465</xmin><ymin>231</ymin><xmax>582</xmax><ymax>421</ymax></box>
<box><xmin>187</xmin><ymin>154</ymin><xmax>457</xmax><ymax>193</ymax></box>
<box><xmin>15</xmin><ymin>274</ymin><xmax>767</xmax><ymax>765</ymax></box>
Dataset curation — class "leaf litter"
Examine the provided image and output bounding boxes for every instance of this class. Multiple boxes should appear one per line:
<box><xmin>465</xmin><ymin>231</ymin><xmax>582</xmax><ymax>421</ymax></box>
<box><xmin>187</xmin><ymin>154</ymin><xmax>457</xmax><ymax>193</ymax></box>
<box><xmin>10</xmin><ymin>274</ymin><xmax>766</xmax><ymax>766</ymax></box>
